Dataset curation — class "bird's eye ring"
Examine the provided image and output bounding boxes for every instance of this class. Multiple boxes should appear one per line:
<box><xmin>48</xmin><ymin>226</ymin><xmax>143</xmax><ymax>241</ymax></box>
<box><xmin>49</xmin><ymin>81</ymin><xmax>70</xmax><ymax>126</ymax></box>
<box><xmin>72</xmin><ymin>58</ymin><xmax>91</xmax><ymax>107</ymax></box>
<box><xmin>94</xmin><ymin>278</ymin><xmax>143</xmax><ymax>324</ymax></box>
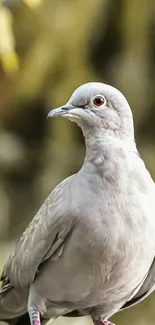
<box><xmin>93</xmin><ymin>95</ymin><xmax>106</xmax><ymax>107</ymax></box>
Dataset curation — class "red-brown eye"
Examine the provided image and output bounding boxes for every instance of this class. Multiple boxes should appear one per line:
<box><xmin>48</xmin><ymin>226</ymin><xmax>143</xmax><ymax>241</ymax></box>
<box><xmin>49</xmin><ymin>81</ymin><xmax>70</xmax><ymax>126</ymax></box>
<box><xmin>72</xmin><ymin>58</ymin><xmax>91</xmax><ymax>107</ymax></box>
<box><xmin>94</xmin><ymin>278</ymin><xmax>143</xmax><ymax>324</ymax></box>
<box><xmin>93</xmin><ymin>95</ymin><xmax>105</xmax><ymax>107</ymax></box>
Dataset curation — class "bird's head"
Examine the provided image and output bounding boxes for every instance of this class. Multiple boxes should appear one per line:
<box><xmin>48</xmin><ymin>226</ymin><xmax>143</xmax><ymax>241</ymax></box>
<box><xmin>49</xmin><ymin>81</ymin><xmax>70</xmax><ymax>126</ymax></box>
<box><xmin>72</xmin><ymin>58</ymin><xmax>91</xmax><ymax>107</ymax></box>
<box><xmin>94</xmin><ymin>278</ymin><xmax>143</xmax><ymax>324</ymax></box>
<box><xmin>48</xmin><ymin>82</ymin><xmax>134</xmax><ymax>140</ymax></box>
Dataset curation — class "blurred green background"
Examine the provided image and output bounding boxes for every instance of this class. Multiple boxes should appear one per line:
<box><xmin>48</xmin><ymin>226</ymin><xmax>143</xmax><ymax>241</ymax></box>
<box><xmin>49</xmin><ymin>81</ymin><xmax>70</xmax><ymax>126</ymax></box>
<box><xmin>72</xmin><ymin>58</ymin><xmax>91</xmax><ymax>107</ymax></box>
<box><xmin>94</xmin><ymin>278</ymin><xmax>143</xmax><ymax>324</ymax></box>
<box><xmin>0</xmin><ymin>0</ymin><xmax>155</xmax><ymax>324</ymax></box>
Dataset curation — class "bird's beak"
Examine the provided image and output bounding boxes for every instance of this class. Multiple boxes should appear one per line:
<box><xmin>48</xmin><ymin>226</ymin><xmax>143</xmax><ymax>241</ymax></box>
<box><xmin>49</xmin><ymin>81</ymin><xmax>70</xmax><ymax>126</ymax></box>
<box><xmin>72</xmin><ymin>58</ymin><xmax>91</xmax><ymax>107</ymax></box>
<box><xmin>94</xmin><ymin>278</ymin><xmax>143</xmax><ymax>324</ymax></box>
<box><xmin>47</xmin><ymin>104</ymin><xmax>74</xmax><ymax>118</ymax></box>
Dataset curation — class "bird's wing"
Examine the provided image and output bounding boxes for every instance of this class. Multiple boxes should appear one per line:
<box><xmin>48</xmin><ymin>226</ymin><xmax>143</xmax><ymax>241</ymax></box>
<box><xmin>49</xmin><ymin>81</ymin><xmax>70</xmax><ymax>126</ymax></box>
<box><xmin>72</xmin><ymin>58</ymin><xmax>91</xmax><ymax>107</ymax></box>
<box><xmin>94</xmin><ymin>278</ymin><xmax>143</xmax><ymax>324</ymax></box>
<box><xmin>0</xmin><ymin>175</ymin><xmax>75</xmax><ymax>290</ymax></box>
<box><xmin>121</xmin><ymin>256</ymin><xmax>155</xmax><ymax>310</ymax></box>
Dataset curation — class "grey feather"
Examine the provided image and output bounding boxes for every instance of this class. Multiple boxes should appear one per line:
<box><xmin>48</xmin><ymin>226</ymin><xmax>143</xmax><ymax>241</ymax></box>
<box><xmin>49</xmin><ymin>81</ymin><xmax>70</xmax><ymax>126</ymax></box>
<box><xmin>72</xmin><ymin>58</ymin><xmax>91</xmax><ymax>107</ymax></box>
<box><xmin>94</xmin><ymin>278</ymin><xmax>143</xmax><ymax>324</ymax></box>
<box><xmin>2</xmin><ymin>175</ymin><xmax>75</xmax><ymax>288</ymax></box>
<box><xmin>122</xmin><ymin>256</ymin><xmax>155</xmax><ymax>309</ymax></box>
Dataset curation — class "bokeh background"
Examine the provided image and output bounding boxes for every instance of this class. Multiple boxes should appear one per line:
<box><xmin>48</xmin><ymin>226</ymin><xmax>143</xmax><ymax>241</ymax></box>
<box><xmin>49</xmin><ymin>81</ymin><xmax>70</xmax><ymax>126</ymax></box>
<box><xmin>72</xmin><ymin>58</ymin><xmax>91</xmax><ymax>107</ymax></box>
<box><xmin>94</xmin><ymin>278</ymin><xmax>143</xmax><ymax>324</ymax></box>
<box><xmin>0</xmin><ymin>0</ymin><xmax>155</xmax><ymax>324</ymax></box>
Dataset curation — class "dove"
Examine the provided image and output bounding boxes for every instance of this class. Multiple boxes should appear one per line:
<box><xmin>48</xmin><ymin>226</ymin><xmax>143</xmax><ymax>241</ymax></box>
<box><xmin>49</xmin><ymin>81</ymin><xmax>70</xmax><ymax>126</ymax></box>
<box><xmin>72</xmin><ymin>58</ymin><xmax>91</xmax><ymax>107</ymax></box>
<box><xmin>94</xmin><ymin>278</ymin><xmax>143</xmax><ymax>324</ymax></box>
<box><xmin>1</xmin><ymin>82</ymin><xmax>155</xmax><ymax>325</ymax></box>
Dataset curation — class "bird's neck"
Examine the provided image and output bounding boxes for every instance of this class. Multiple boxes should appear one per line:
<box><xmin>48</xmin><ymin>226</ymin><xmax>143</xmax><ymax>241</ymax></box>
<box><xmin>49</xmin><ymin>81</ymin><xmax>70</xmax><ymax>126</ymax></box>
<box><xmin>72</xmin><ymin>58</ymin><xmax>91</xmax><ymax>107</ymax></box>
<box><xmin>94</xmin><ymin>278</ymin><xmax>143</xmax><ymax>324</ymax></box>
<box><xmin>83</xmin><ymin>130</ymin><xmax>137</xmax><ymax>168</ymax></box>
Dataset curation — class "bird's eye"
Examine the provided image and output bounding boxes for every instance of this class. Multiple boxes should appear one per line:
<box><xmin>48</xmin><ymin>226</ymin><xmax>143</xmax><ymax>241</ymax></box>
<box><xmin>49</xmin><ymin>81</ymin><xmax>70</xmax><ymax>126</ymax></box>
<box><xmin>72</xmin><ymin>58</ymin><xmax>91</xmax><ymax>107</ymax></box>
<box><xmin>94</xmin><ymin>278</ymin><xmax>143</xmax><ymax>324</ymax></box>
<box><xmin>93</xmin><ymin>95</ymin><xmax>106</xmax><ymax>107</ymax></box>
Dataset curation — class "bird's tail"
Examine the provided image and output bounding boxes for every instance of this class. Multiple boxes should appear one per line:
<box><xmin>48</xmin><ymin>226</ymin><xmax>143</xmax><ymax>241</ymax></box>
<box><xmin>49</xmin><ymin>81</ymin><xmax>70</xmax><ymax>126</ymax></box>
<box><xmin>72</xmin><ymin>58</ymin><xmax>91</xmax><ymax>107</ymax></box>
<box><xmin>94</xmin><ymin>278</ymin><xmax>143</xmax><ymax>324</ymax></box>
<box><xmin>0</xmin><ymin>287</ymin><xmax>27</xmax><ymax>321</ymax></box>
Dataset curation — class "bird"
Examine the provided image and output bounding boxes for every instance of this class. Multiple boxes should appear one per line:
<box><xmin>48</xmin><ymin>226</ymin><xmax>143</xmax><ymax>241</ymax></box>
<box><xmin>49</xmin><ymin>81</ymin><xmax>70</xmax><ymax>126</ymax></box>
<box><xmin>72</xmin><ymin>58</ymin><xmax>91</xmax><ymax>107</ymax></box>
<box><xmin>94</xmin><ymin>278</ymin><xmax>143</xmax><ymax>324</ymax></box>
<box><xmin>1</xmin><ymin>82</ymin><xmax>155</xmax><ymax>325</ymax></box>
